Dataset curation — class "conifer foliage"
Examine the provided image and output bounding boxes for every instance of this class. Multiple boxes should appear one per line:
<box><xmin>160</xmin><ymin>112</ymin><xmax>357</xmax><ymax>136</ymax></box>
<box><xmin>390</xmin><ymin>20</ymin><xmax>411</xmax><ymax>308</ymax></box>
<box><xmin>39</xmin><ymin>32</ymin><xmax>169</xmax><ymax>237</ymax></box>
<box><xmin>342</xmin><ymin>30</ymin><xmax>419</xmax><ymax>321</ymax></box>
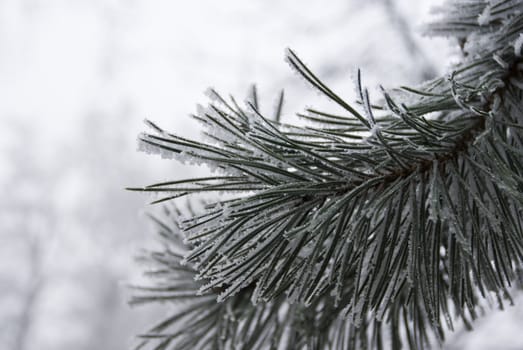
<box><xmin>130</xmin><ymin>1</ymin><xmax>523</xmax><ymax>348</ymax></box>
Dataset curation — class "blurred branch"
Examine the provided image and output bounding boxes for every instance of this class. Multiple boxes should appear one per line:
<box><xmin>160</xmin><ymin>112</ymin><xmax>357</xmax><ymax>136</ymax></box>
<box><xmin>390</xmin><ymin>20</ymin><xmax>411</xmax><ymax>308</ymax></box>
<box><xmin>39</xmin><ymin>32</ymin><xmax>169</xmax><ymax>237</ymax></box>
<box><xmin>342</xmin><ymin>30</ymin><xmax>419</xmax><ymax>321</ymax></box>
<box><xmin>13</xmin><ymin>236</ymin><xmax>45</xmax><ymax>350</ymax></box>
<box><xmin>382</xmin><ymin>0</ymin><xmax>437</xmax><ymax>81</ymax></box>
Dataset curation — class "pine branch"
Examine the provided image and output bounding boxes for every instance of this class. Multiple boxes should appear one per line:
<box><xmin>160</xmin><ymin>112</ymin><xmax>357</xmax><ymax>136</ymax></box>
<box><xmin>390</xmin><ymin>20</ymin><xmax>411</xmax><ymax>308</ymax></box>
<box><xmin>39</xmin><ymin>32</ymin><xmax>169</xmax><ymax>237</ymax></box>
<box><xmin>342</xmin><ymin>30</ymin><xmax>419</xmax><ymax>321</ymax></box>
<box><xmin>132</xmin><ymin>211</ymin><xmax>406</xmax><ymax>350</ymax></box>
<box><xmin>131</xmin><ymin>1</ymin><xmax>523</xmax><ymax>349</ymax></box>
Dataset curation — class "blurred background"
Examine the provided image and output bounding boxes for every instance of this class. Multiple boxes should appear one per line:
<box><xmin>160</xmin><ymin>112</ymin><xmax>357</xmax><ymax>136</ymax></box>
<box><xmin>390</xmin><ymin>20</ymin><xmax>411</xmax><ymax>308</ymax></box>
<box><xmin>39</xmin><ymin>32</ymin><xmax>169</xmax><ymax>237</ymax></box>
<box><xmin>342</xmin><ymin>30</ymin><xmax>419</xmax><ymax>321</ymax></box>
<box><xmin>1</xmin><ymin>0</ymin><xmax>522</xmax><ymax>349</ymax></box>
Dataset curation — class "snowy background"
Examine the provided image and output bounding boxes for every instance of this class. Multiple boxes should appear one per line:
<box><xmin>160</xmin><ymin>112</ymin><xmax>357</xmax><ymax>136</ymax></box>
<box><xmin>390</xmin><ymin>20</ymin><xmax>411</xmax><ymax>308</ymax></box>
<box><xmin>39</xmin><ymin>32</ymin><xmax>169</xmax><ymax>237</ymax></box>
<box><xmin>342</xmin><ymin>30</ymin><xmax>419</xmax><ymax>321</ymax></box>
<box><xmin>1</xmin><ymin>0</ymin><xmax>522</xmax><ymax>349</ymax></box>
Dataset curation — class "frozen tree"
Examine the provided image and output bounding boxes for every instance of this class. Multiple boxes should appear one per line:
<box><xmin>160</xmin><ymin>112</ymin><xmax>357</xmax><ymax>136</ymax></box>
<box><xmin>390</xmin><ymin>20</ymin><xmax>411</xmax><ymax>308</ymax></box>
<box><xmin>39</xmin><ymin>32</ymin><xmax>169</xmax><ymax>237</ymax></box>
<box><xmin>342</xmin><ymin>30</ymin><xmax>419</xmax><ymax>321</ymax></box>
<box><xmin>130</xmin><ymin>1</ymin><xmax>523</xmax><ymax>348</ymax></box>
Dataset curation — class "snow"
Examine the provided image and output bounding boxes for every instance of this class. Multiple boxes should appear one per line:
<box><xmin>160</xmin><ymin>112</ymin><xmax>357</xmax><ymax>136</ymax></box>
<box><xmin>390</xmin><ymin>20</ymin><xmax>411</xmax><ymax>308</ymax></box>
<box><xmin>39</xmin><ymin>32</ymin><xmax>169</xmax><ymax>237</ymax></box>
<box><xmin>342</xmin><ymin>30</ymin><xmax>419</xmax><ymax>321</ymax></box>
<box><xmin>514</xmin><ymin>33</ymin><xmax>523</xmax><ymax>57</ymax></box>
<box><xmin>477</xmin><ymin>4</ymin><xmax>492</xmax><ymax>26</ymax></box>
